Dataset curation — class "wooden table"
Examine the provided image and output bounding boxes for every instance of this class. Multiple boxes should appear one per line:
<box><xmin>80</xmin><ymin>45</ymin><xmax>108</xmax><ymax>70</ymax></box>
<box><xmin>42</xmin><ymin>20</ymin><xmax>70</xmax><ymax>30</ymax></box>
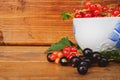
<box><xmin>0</xmin><ymin>46</ymin><xmax>120</xmax><ymax>80</ymax></box>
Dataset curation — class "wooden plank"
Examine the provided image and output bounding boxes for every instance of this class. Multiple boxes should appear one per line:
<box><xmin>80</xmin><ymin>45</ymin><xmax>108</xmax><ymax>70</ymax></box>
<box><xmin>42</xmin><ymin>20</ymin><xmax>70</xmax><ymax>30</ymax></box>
<box><xmin>0</xmin><ymin>0</ymin><xmax>119</xmax><ymax>45</ymax></box>
<box><xmin>0</xmin><ymin>46</ymin><xmax>120</xmax><ymax>79</ymax></box>
<box><xmin>0</xmin><ymin>46</ymin><xmax>48</xmax><ymax>61</ymax></box>
<box><xmin>0</xmin><ymin>62</ymin><xmax>119</xmax><ymax>80</ymax></box>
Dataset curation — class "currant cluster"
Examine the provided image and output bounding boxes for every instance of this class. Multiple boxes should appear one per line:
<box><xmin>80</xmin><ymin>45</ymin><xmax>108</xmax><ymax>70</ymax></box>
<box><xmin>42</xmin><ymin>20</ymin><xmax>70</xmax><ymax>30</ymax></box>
<box><xmin>74</xmin><ymin>2</ymin><xmax>120</xmax><ymax>18</ymax></box>
<box><xmin>72</xmin><ymin>48</ymin><xmax>109</xmax><ymax>75</ymax></box>
<box><xmin>47</xmin><ymin>46</ymin><xmax>81</xmax><ymax>66</ymax></box>
<box><xmin>46</xmin><ymin>47</ymin><xmax>109</xmax><ymax>75</ymax></box>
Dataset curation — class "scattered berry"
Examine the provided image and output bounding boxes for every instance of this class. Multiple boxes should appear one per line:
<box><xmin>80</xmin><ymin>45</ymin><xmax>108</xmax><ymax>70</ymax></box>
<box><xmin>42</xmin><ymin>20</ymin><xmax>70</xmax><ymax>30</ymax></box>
<box><xmin>60</xmin><ymin>57</ymin><xmax>69</xmax><ymax>66</ymax></box>
<box><xmin>83</xmin><ymin>48</ymin><xmax>93</xmax><ymax>57</ymax></box>
<box><xmin>77</xmin><ymin>66</ymin><xmax>88</xmax><ymax>75</ymax></box>
<box><xmin>47</xmin><ymin>53</ymin><xmax>55</xmax><ymax>62</ymax></box>
<box><xmin>70</xmin><ymin>56</ymin><xmax>81</xmax><ymax>67</ymax></box>
<box><xmin>98</xmin><ymin>57</ymin><xmax>109</xmax><ymax>67</ymax></box>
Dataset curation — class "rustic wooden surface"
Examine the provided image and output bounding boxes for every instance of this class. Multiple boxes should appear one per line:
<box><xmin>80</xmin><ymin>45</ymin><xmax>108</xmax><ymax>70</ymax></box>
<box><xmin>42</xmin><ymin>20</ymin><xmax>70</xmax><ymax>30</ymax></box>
<box><xmin>0</xmin><ymin>46</ymin><xmax>120</xmax><ymax>80</ymax></box>
<box><xmin>0</xmin><ymin>0</ymin><xmax>119</xmax><ymax>45</ymax></box>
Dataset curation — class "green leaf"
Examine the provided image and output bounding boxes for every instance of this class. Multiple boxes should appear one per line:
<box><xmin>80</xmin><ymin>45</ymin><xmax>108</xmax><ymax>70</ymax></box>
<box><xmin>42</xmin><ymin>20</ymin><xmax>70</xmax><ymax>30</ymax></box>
<box><xmin>46</xmin><ymin>36</ymin><xmax>82</xmax><ymax>53</ymax></box>
<box><xmin>61</xmin><ymin>12</ymin><xmax>73</xmax><ymax>20</ymax></box>
<box><xmin>101</xmin><ymin>50</ymin><xmax>120</xmax><ymax>63</ymax></box>
<box><xmin>46</xmin><ymin>37</ymin><xmax>72</xmax><ymax>53</ymax></box>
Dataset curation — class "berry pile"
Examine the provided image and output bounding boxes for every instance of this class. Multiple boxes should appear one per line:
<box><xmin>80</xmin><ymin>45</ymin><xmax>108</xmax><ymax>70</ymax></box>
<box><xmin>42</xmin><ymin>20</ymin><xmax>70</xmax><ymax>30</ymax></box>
<box><xmin>47</xmin><ymin>46</ymin><xmax>81</xmax><ymax>66</ymax></box>
<box><xmin>74</xmin><ymin>2</ymin><xmax>120</xmax><ymax>18</ymax></box>
<box><xmin>76</xmin><ymin>48</ymin><xmax>109</xmax><ymax>75</ymax></box>
<box><xmin>46</xmin><ymin>47</ymin><xmax>109</xmax><ymax>75</ymax></box>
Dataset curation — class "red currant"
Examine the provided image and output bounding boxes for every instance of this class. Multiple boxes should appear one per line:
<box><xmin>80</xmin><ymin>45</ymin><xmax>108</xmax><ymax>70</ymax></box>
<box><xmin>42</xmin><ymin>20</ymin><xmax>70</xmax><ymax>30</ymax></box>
<box><xmin>84</xmin><ymin>12</ymin><xmax>93</xmax><ymax>18</ymax></box>
<box><xmin>63</xmin><ymin>46</ymin><xmax>70</xmax><ymax>52</ymax></box>
<box><xmin>57</xmin><ymin>51</ymin><xmax>64</xmax><ymax>58</ymax></box>
<box><xmin>102</xmin><ymin>6</ymin><xmax>108</xmax><ymax>12</ymax></box>
<box><xmin>95</xmin><ymin>4</ymin><xmax>102</xmax><ymax>11</ymax></box>
<box><xmin>85</xmin><ymin>2</ymin><xmax>92</xmax><ymax>9</ymax></box>
<box><xmin>67</xmin><ymin>53</ymin><xmax>77</xmax><ymax>60</ymax></box>
<box><xmin>74</xmin><ymin>13</ymin><xmax>83</xmax><ymax>18</ymax></box>
<box><xmin>70</xmin><ymin>46</ymin><xmax>77</xmax><ymax>52</ymax></box>
<box><xmin>89</xmin><ymin>4</ymin><xmax>97</xmax><ymax>11</ymax></box>
<box><xmin>50</xmin><ymin>54</ymin><xmax>57</xmax><ymax>61</ymax></box>
<box><xmin>111</xmin><ymin>10</ymin><xmax>120</xmax><ymax>16</ymax></box>
<box><xmin>93</xmin><ymin>10</ymin><xmax>100</xmax><ymax>16</ymax></box>
<box><xmin>73</xmin><ymin>8</ymin><xmax>80</xmax><ymax>13</ymax></box>
<box><xmin>63</xmin><ymin>50</ymin><xmax>70</xmax><ymax>57</ymax></box>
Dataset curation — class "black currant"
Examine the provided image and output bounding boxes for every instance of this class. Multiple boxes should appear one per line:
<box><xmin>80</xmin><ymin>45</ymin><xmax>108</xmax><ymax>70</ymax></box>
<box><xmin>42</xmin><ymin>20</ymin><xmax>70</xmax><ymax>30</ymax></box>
<box><xmin>98</xmin><ymin>57</ymin><xmax>109</xmax><ymax>67</ymax></box>
<box><xmin>92</xmin><ymin>52</ymin><xmax>101</xmax><ymax>62</ymax></box>
<box><xmin>60</xmin><ymin>57</ymin><xmax>69</xmax><ymax>66</ymax></box>
<box><xmin>84</xmin><ymin>58</ymin><xmax>92</xmax><ymax>67</ymax></box>
<box><xmin>77</xmin><ymin>66</ymin><xmax>88</xmax><ymax>75</ymax></box>
<box><xmin>47</xmin><ymin>53</ymin><xmax>54</xmax><ymax>62</ymax></box>
<box><xmin>79</xmin><ymin>61</ymin><xmax>89</xmax><ymax>67</ymax></box>
<box><xmin>70</xmin><ymin>56</ymin><xmax>81</xmax><ymax>67</ymax></box>
<box><xmin>83</xmin><ymin>48</ymin><xmax>93</xmax><ymax>57</ymax></box>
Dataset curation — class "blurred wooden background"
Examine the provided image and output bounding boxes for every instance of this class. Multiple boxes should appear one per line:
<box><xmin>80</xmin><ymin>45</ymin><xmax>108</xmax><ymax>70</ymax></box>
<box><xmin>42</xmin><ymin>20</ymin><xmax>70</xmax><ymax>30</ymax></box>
<box><xmin>0</xmin><ymin>0</ymin><xmax>119</xmax><ymax>46</ymax></box>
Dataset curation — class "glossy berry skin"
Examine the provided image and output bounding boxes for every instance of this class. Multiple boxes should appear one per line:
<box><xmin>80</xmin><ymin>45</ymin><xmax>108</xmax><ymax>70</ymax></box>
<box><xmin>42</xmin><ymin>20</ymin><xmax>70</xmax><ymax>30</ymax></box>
<box><xmin>79</xmin><ymin>61</ymin><xmax>89</xmax><ymax>67</ymax></box>
<box><xmin>93</xmin><ymin>10</ymin><xmax>100</xmax><ymax>16</ymax></box>
<box><xmin>83</xmin><ymin>48</ymin><xmax>93</xmax><ymax>57</ymax></box>
<box><xmin>84</xmin><ymin>12</ymin><xmax>93</xmax><ymax>18</ymax></box>
<box><xmin>63</xmin><ymin>46</ymin><xmax>70</xmax><ymax>57</ymax></box>
<box><xmin>102</xmin><ymin>6</ymin><xmax>108</xmax><ymax>12</ymax></box>
<box><xmin>112</xmin><ymin>10</ymin><xmax>120</xmax><ymax>16</ymax></box>
<box><xmin>70</xmin><ymin>56</ymin><xmax>81</xmax><ymax>67</ymax></box>
<box><xmin>92</xmin><ymin>52</ymin><xmax>101</xmax><ymax>62</ymax></box>
<box><xmin>67</xmin><ymin>53</ymin><xmax>77</xmax><ymax>60</ymax></box>
<box><xmin>77</xmin><ymin>66</ymin><xmax>88</xmax><ymax>75</ymax></box>
<box><xmin>47</xmin><ymin>53</ymin><xmax>55</xmax><ymax>62</ymax></box>
<box><xmin>60</xmin><ymin>57</ymin><xmax>69</xmax><ymax>66</ymax></box>
<box><xmin>50</xmin><ymin>54</ymin><xmax>57</xmax><ymax>61</ymax></box>
<box><xmin>84</xmin><ymin>58</ymin><xmax>92</xmax><ymax>67</ymax></box>
<box><xmin>89</xmin><ymin>4</ymin><xmax>96</xmax><ymax>11</ymax></box>
<box><xmin>70</xmin><ymin>46</ymin><xmax>77</xmax><ymax>52</ymax></box>
<box><xmin>74</xmin><ymin>13</ymin><xmax>83</xmax><ymax>18</ymax></box>
<box><xmin>98</xmin><ymin>57</ymin><xmax>109</xmax><ymax>67</ymax></box>
<box><xmin>85</xmin><ymin>2</ymin><xmax>92</xmax><ymax>9</ymax></box>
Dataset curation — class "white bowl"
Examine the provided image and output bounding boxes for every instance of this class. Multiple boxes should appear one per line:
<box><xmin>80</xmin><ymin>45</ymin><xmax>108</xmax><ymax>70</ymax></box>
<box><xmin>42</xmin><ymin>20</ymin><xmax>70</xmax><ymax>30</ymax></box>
<box><xmin>73</xmin><ymin>17</ymin><xmax>120</xmax><ymax>51</ymax></box>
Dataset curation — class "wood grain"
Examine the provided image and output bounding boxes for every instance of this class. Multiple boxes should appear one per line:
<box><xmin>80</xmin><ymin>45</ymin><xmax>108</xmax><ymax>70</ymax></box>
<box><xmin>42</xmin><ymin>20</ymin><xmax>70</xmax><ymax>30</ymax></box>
<box><xmin>0</xmin><ymin>0</ymin><xmax>119</xmax><ymax>45</ymax></box>
<box><xmin>0</xmin><ymin>46</ymin><xmax>120</xmax><ymax>80</ymax></box>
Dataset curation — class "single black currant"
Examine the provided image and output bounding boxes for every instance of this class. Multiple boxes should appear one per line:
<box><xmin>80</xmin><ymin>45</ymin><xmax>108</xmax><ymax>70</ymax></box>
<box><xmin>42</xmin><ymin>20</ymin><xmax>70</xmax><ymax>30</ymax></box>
<box><xmin>47</xmin><ymin>53</ymin><xmax>54</xmax><ymax>62</ymax></box>
<box><xmin>83</xmin><ymin>48</ymin><xmax>93</xmax><ymax>57</ymax></box>
<box><xmin>92</xmin><ymin>52</ymin><xmax>101</xmax><ymax>62</ymax></box>
<box><xmin>70</xmin><ymin>56</ymin><xmax>81</xmax><ymax>67</ymax></box>
<box><xmin>79</xmin><ymin>61</ymin><xmax>89</xmax><ymax>67</ymax></box>
<box><xmin>84</xmin><ymin>58</ymin><xmax>92</xmax><ymax>67</ymax></box>
<box><xmin>60</xmin><ymin>57</ymin><xmax>69</xmax><ymax>66</ymax></box>
<box><xmin>98</xmin><ymin>57</ymin><xmax>109</xmax><ymax>67</ymax></box>
<box><xmin>77</xmin><ymin>66</ymin><xmax>88</xmax><ymax>75</ymax></box>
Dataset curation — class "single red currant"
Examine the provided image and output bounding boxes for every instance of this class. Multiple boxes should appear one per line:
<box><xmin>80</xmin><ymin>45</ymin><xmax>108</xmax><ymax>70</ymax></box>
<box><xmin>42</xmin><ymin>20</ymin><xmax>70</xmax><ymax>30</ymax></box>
<box><xmin>84</xmin><ymin>2</ymin><xmax>92</xmax><ymax>9</ymax></box>
<box><xmin>112</xmin><ymin>10</ymin><xmax>120</xmax><ymax>16</ymax></box>
<box><xmin>102</xmin><ymin>6</ymin><xmax>108</xmax><ymax>12</ymax></box>
<box><xmin>63</xmin><ymin>50</ymin><xmax>70</xmax><ymax>57</ymax></box>
<box><xmin>84</xmin><ymin>12</ymin><xmax>93</xmax><ymax>18</ymax></box>
<box><xmin>93</xmin><ymin>10</ymin><xmax>100</xmax><ymax>16</ymax></box>
<box><xmin>74</xmin><ymin>13</ymin><xmax>83</xmax><ymax>18</ymax></box>
<box><xmin>50</xmin><ymin>54</ymin><xmax>57</xmax><ymax>61</ymax></box>
<box><xmin>70</xmin><ymin>46</ymin><xmax>77</xmax><ymax>52</ymax></box>
<box><xmin>89</xmin><ymin>4</ymin><xmax>97</xmax><ymax>11</ymax></box>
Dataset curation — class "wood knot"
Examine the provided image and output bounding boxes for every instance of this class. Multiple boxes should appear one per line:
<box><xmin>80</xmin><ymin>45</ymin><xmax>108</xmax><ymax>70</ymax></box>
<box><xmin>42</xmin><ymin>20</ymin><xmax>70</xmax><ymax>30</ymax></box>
<box><xmin>0</xmin><ymin>31</ymin><xmax>5</xmax><ymax>45</ymax></box>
